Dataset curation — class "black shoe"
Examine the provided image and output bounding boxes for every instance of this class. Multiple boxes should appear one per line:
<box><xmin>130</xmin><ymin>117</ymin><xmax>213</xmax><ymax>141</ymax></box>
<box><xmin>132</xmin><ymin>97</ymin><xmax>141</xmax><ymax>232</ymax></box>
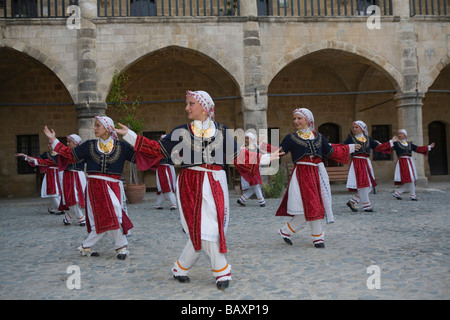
<box><xmin>392</xmin><ymin>193</ymin><xmax>402</xmax><ymax>200</ymax></box>
<box><xmin>314</xmin><ymin>243</ymin><xmax>325</xmax><ymax>248</ymax></box>
<box><xmin>79</xmin><ymin>246</ymin><xmax>100</xmax><ymax>257</ymax></box>
<box><xmin>63</xmin><ymin>219</ymin><xmax>71</xmax><ymax>226</ymax></box>
<box><xmin>363</xmin><ymin>208</ymin><xmax>374</xmax><ymax>212</ymax></box>
<box><xmin>155</xmin><ymin>206</ymin><xmax>163</xmax><ymax>210</ymax></box>
<box><xmin>174</xmin><ymin>275</ymin><xmax>190</xmax><ymax>283</ymax></box>
<box><xmin>260</xmin><ymin>203</ymin><xmax>266</xmax><ymax>207</ymax></box>
<box><xmin>79</xmin><ymin>222</ymin><xmax>86</xmax><ymax>227</ymax></box>
<box><xmin>216</xmin><ymin>280</ymin><xmax>229</xmax><ymax>290</ymax></box>
<box><xmin>237</xmin><ymin>199</ymin><xmax>246</xmax><ymax>207</ymax></box>
<box><xmin>346</xmin><ymin>201</ymin><xmax>358</xmax><ymax>212</ymax></box>
<box><xmin>410</xmin><ymin>198</ymin><xmax>417</xmax><ymax>201</ymax></box>
<box><xmin>170</xmin><ymin>207</ymin><xmax>177</xmax><ymax>210</ymax></box>
<box><xmin>278</xmin><ymin>229</ymin><xmax>293</xmax><ymax>245</ymax></box>
<box><xmin>115</xmin><ymin>247</ymin><xmax>129</xmax><ymax>260</ymax></box>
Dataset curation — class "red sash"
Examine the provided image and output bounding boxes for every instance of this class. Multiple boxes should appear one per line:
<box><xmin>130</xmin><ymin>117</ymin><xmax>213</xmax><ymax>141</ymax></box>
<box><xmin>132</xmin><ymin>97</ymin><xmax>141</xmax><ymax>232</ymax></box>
<box><xmin>157</xmin><ymin>165</ymin><xmax>175</xmax><ymax>194</ymax></box>
<box><xmin>350</xmin><ymin>155</ymin><xmax>377</xmax><ymax>189</ymax></box>
<box><xmin>86</xmin><ymin>174</ymin><xmax>133</xmax><ymax>235</ymax></box>
<box><xmin>276</xmin><ymin>158</ymin><xmax>325</xmax><ymax>221</ymax></box>
<box><xmin>59</xmin><ymin>170</ymin><xmax>85</xmax><ymax>211</ymax></box>
<box><xmin>396</xmin><ymin>157</ymin><xmax>414</xmax><ymax>184</ymax></box>
<box><xmin>178</xmin><ymin>166</ymin><xmax>227</xmax><ymax>253</ymax></box>
<box><xmin>45</xmin><ymin>167</ymin><xmax>59</xmax><ymax>195</ymax></box>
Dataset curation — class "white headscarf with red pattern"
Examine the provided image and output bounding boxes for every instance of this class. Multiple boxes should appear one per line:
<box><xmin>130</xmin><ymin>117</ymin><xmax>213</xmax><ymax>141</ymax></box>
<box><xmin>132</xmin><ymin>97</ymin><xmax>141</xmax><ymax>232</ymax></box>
<box><xmin>67</xmin><ymin>134</ymin><xmax>82</xmax><ymax>145</ymax></box>
<box><xmin>353</xmin><ymin>120</ymin><xmax>368</xmax><ymax>136</ymax></box>
<box><xmin>186</xmin><ymin>90</ymin><xmax>215</xmax><ymax>120</ymax></box>
<box><xmin>293</xmin><ymin>108</ymin><xmax>315</xmax><ymax>131</ymax></box>
<box><xmin>95</xmin><ymin>115</ymin><xmax>118</xmax><ymax>140</ymax></box>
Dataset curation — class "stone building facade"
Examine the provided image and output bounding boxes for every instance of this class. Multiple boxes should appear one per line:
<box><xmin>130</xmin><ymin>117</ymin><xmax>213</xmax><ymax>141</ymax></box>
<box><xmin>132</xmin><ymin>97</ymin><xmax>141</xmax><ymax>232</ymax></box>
<box><xmin>0</xmin><ymin>0</ymin><xmax>449</xmax><ymax>197</ymax></box>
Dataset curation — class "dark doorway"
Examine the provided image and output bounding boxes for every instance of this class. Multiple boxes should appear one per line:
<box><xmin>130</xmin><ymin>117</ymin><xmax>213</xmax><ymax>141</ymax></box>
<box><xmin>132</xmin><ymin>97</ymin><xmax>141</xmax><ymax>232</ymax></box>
<box><xmin>319</xmin><ymin>123</ymin><xmax>340</xmax><ymax>167</ymax></box>
<box><xmin>428</xmin><ymin>121</ymin><xmax>448</xmax><ymax>175</ymax></box>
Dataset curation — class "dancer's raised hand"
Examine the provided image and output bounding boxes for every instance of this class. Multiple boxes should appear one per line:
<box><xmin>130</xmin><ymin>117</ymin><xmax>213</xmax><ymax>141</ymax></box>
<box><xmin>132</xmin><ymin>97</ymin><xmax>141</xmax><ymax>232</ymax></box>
<box><xmin>114</xmin><ymin>123</ymin><xmax>129</xmax><ymax>136</ymax></box>
<box><xmin>43</xmin><ymin>126</ymin><xmax>56</xmax><ymax>143</ymax></box>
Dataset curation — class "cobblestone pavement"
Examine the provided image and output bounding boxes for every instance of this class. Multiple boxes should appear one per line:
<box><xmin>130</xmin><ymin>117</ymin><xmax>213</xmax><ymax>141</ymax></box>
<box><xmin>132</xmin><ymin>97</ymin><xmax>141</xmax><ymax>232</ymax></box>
<box><xmin>0</xmin><ymin>180</ymin><xmax>448</xmax><ymax>301</ymax></box>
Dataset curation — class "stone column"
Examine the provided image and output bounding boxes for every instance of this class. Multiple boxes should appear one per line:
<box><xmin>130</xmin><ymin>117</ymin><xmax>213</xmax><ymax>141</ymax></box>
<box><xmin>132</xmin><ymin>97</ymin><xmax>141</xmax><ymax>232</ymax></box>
<box><xmin>394</xmin><ymin>92</ymin><xmax>428</xmax><ymax>185</ymax></box>
<box><xmin>240</xmin><ymin>2</ymin><xmax>267</xmax><ymax>132</ymax></box>
<box><xmin>75</xmin><ymin>0</ymin><xmax>106</xmax><ymax>141</ymax></box>
<box><xmin>395</xmin><ymin>7</ymin><xmax>427</xmax><ymax>185</ymax></box>
<box><xmin>392</xmin><ymin>0</ymin><xmax>410</xmax><ymax>16</ymax></box>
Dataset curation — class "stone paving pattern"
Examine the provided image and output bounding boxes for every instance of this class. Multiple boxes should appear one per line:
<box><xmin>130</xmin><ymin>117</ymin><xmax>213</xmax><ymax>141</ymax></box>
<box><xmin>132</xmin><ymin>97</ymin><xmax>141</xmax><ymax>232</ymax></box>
<box><xmin>0</xmin><ymin>181</ymin><xmax>448</xmax><ymax>300</ymax></box>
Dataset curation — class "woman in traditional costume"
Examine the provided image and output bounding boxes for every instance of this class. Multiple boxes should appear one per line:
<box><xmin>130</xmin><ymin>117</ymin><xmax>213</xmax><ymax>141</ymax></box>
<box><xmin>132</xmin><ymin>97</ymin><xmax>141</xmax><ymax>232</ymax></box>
<box><xmin>276</xmin><ymin>108</ymin><xmax>359</xmax><ymax>248</ymax></box>
<box><xmin>58</xmin><ymin>134</ymin><xmax>87</xmax><ymax>227</ymax></box>
<box><xmin>343</xmin><ymin>120</ymin><xmax>388</xmax><ymax>213</ymax></box>
<box><xmin>237</xmin><ymin>132</ymin><xmax>266</xmax><ymax>207</ymax></box>
<box><xmin>153</xmin><ymin>135</ymin><xmax>177</xmax><ymax>210</ymax></box>
<box><xmin>116</xmin><ymin>90</ymin><xmax>280</xmax><ymax>289</ymax></box>
<box><xmin>43</xmin><ymin>116</ymin><xmax>135</xmax><ymax>260</ymax></box>
<box><xmin>15</xmin><ymin>141</ymin><xmax>64</xmax><ymax>215</ymax></box>
<box><xmin>389</xmin><ymin>129</ymin><xmax>434</xmax><ymax>201</ymax></box>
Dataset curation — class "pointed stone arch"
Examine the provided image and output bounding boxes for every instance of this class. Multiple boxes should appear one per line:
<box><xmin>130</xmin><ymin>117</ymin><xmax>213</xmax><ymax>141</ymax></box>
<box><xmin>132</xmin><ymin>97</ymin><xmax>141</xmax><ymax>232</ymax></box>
<box><xmin>1</xmin><ymin>39</ymin><xmax>77</xmax><ymax>103</ymax></box>
<box><xmin>98</xmin><ymin>42</ymin><xmax>244</xmax><ymax>102</ymax></box>
<box><xmin>425</xmin><ymin>54</ymin><xmax>450</xmax><ymax>92</ymax></box>
<box><xmin>265</xmin><ymin>40</ymin><xmax>403</xmax><ymax>93</ymax></box>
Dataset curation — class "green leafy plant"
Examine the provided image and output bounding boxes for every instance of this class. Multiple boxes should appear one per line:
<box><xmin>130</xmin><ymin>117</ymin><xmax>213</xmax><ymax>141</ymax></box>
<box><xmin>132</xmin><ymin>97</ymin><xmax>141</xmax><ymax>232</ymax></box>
<box><xmin>262</xmin><ymin>167</ymin><xmax>288</xmax><ymax>198</ymax></box>
<box><xmin>106</xmin><ymin>70</ymin><xmax>144</xmax><ymax>184</ymax></box>
<box><xmin>107</xmin><ymin>70</ymin><xmax>144</xmax><ymax>134</ymax></box>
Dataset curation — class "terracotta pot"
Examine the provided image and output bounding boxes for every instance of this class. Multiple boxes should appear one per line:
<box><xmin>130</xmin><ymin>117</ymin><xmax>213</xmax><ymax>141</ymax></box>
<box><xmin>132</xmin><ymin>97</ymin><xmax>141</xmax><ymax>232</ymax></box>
<box><xmin>125</xmin><ymin>183</ymin><xmax>146</xmax><ymax>204</ymax></box>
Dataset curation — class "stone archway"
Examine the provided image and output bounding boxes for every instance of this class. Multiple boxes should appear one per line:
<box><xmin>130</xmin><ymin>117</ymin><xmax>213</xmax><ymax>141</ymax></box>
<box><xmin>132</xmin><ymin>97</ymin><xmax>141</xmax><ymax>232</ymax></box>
<box><xmin>423</xmin><ymin>62</ymin><xmax>450</xmax><ymax>177</ymax></box>
<box><xmin>266</xmin><ymin>40</ymin><xmax>403</xmax><ymax>93</ymax></box>
<box><xmin>266</xmin><ymin>46</ymin><xmax>399</xmax><ymax>181</ymax></box>
<box><xmin>0</xmin><ymin>46</ymin><xmax>77</xmax><ymax>197</ymax></box>
<box><xmin>103</xmin><ymin>46</ymin><xmax>242</xmax><ymax>132</ymax></box>
<box><xmin>98</xmin><ymin>42</ymin><xmax>244</xmax><ymax>105</ymax></box>
<box><xmin>1</xmin><ymin>41</ymin><xmax>78</xmax><ymax>103</ymax></box>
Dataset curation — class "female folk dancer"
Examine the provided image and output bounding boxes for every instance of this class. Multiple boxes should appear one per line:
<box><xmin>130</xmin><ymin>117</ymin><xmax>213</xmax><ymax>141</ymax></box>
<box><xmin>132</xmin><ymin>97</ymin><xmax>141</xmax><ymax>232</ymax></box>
<box><xmin>59</xmin><ymin>134</ymin><xmax>87</xmax><ymax>227</ymax></box>
<box><xmin>237</xmin><ymin>132</ymin><xmax>266</xmax><ymax>207</ymax></box>
<box><xmin>390</xmin><ymin>129</ymin><xmax>435</xmax><ymax>201</ymax></box>
<box><xmin>44</xmin><ymin>116</ymin><xmax>135</xmax><ymax>260</ymax></box>
<box><xmin>15</xmin><ymin>141</ymin><xmax>64</xmax><ymax>215</ymax></box>
<box><xmin>153</xmin><ymin>135</ymin><xmax>177</xmax><ymax>210</ymax></box>
<box><xmin>116</xmin><ymin>90</ymin><xmax>280</xmax><ymax>289</ymax></box>
<box><xmin>276</xmin><ymin>108</ymin><xmax>360</xmax><ymax>248</ymax></box>
<box><xmin>344</xmin><ymin>120</ymin><xmax>388</xmax><ymax>213</ymax></box>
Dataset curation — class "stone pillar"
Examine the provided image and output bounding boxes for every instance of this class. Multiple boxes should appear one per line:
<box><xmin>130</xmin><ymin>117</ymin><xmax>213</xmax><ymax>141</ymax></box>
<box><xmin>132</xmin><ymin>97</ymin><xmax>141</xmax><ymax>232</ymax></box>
<box><xmin>395</xmin><ymin>6</ymin><xmax>428</xmax><ymax>186</ymax></box>
<box><xmin>240</xmin><ymin>2</ymin><xmax>267</xmax><ymax>132</ymax></box>
<box><xmin>76</xmin><ymin>0</ymin><xmax>106</xmax><ymax>141</ymax></box>
<box><xmin>394</xmin><ymin>92</ymin><xmax>428</xmax><ymax>185</ymax></box>
<box><xmin>392</xmin><ymin>0</ymin><xmax>410</xmax><ymax>16</ymax></box>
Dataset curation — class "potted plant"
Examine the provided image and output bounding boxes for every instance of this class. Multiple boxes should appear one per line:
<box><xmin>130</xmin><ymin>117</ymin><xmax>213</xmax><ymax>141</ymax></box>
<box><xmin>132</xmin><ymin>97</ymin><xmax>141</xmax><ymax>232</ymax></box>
<box><xmin>107</xmin><ymin>70</ymin><xmax>146</xmax><ymax>203</ymax></box>
<box><xmin>262</xmin><ymin>167</ymin><xmax>287</xmax><ymax>198</ymax></box>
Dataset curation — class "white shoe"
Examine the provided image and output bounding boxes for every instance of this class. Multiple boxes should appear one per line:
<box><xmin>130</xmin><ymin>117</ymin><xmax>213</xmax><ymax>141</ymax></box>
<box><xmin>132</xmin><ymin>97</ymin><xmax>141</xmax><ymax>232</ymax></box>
<box><xmin>78</xmin><ymin>246</ymin><xmax>99</xmax><ymax>257</ymax></box>
<box><xmin>116</xmin><ymin>247</ymin><xmax>129</xmax><ymax>260</ymax></box>
<box><xmin>278</xmin><ymin>229</ymin><xmax>293</xmax><ymax>245</ymax></box>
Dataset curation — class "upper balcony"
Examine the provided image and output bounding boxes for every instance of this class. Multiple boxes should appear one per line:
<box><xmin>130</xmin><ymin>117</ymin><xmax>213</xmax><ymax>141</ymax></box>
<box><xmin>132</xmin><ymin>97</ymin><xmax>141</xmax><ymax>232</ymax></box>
<box><xmin>0</xmin><ymin>0</ymin><xmax>448</xmax><ymax>19</ymax></box>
